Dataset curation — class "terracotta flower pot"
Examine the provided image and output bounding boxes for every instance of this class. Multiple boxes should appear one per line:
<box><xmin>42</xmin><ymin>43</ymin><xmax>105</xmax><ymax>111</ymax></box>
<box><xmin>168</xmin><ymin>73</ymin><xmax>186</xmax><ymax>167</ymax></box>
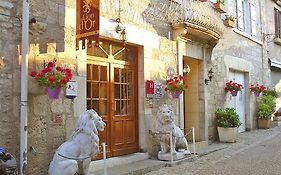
<box><xmin>257</xmin><ymin>118</ymin><xmax>271</xmax><ymax>129</ymax></box>
<box><xmin>213</xmin><ymin>3</ymin><xmax>226</xmax><ymax>13</ymax></box>
<box><xmin>224</xmin><ymin>19</ymin><xmax>234</xmax><ymax>28</ymax></box>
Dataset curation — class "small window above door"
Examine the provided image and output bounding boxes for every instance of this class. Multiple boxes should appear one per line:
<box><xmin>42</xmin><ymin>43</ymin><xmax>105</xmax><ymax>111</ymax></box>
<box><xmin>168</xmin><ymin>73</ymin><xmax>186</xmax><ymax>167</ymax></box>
<box><xmin>87</xmin><ymin>39</ymin><xmax>137</xmax><ymax>64</ymax></box>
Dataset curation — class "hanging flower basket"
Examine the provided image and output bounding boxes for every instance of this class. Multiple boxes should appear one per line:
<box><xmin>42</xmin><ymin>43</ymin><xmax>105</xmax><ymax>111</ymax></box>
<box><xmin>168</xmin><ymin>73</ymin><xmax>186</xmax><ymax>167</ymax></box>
<box><xmin>165</xmin><ymin>75</ymin><xmax>189</xmax><ymax>99</ymax></box>
<box><xmin>171</xmin><ymin>91</ymin><xmax>181</xmax><ymax>99</ymax></box>
<box><xmin>230</xmin><ymin>91</ymin><xmax>238</xmax><ymax>97</ymax></box>
<box><xmin>47</xmin><ymin>87</ymin><xmax>61</xmax><ymax>99</ymax></box>
<box><xmin>30</xmin><ymin>61</ymin><xmax>73</xmax><ymax>100</ymax></box>
<box><xmin>224</xmin><ymin>80</ymin><xmax>243</xmax><ymax>97</ymax></box>
<box><xmin>249</xmin><ymin>83</ymin><xmax>267</xmax><ymax>97</ymax></box>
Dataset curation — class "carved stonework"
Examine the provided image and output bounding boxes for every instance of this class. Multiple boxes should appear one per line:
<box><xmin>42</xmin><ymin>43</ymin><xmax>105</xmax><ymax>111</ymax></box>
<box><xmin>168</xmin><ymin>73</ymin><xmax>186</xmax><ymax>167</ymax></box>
<box><xmin>172</xmin><ymin>1</ymin><xmax>225</xmax><ymax>43</ymax></box>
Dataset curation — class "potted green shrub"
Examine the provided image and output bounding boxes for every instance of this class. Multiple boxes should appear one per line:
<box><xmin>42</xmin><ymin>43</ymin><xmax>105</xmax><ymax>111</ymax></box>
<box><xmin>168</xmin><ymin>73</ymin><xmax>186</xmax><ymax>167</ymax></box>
<box><xmin>256</xmin><ymin>95</ymin><xmax>276</xmax><ymax>129</ymax></box>
<box><xmin>215</xmin><ymin>107</ymin><xmax>242</xmax><ymax>142</ymax></box>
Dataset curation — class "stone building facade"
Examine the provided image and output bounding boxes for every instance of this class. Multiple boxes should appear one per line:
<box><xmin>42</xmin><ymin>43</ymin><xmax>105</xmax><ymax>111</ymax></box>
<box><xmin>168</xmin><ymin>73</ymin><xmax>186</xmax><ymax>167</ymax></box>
<box><xmin>0</xmin><ymin>0</ymin><xmax>279</xmax><ymax>174</ymax></box>
<box><xmin>264</xmin><ymin>0</ymin><xmax>281</xmax><ymax>109</ymax></box>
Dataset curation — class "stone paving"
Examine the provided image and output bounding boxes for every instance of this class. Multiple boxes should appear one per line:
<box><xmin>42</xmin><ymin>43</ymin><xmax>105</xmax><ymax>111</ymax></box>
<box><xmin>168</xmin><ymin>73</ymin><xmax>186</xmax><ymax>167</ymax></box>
<box><xmin>145</xmin><ymin>125</ymin><xmax>281</xmax><ymax>175</ymax></box>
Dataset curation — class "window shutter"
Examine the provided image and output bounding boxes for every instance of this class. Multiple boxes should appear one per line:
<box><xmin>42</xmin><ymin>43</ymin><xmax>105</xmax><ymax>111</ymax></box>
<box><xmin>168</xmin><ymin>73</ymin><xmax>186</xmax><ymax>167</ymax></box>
<box><xmin>243</xmin><ymin>0</ymin><xmax>251</xmax><ymax>34</ymax></box>
<box><xmin>250</xmin><ymin>2</ymin><xmax>257</xmax><ymax>36</ymax></box>
<box><xmin>275</xmin><ymin>9</ymin><xmax>278</xmax><ymax>37</ymax></box>
<box><xmin>275</xmin><ymin>8</ymin><xmax>281</xmax><ymax>38</ymax></box>
<box><xmin>237</xmin><ymin>0</ymin><xmax>244</xmax><ymax>31</ymax></box>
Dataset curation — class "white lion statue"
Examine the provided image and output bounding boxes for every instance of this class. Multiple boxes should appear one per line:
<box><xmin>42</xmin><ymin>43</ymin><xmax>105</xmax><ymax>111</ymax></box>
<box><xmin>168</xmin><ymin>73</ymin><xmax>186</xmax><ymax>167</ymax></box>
<box><xmin>156</xmin><ymin>104</ymin><xmax>191</xmax><ymax>155</ymax></box>
<box><xmin>48</xmin><ymin>109</ymin><xmax>106</xmax><ymax>175</ymax></box>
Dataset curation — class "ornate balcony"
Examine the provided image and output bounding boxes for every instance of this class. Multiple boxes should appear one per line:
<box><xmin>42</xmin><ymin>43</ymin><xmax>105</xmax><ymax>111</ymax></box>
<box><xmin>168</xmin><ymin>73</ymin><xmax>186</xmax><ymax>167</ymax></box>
<box><xmin>172</xmin><ymin>1</ymin><xmax>225</xmax><ymax>44</ymax></box>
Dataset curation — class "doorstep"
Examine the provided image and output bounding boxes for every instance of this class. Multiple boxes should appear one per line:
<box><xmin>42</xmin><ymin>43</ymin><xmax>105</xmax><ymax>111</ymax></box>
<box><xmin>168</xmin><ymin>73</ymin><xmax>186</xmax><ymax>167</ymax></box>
<box><xmin>88</xmin><ymin>141</ymin><xmax>218</xmax><ymax>175</ymax></box>
<box><xmin>88</xmin><ymin>153</ymin><xmax>149</xmax><ymax>173</ymax></box>
<box><xmin>88</xmin><ymin>154</ymin><xmax>197</xmax><ymax>175</ymax></box>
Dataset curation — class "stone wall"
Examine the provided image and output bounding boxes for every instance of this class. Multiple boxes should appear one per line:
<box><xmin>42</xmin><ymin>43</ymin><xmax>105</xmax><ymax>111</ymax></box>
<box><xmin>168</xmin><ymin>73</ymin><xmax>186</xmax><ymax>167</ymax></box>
<box><xmin>0</xmin><ymin>0</ymin><xmax>178</xmax><ymax>174</ymax></box>
<box><xmin>208</xmin><ymin>26</ymin><xmax>264</xmax><ymax>139</ymax></box>
<box><xmin>0</xmin><ymin>0</ymin><xmax>22</xmax><ymax>164</ymax></box>
<box><xmin>265</xmin><ymin>0</ymin><xmax>281</xmax><ymax>65</ymax></box>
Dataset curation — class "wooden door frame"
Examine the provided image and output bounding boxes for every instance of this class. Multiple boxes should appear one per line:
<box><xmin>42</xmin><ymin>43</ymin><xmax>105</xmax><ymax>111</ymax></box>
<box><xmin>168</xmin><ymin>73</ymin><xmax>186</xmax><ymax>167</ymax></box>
<box><xmin>87</xmin><ymin>53</ymin><xmax>139</xmax><ymax>157</ymax></box>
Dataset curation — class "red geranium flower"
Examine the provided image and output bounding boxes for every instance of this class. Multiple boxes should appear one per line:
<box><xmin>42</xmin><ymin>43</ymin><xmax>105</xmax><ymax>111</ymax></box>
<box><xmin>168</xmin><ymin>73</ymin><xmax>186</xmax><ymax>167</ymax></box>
<box><xmin>249</xmin><ymin>83</ymin><xmax>267</xmax><ymax>93</ymax></box>
<box><xmin>30</xmin><ymin>71</ymin><xmax>37</xmax><ymax>77</ymax></box>
<box><xmin>165</xmin><ymin>75</ymin><xmax>188</xmax><ymax>93</ymax></box>
<box><xmin>224</xmin><ymin>80</ymin><xmax>243</xmax><ymax>93</ymax></box>
<box><xmin>30</xmin><ymin>61</ymin><xmax>72</xmax><ymax>89</ymax></box>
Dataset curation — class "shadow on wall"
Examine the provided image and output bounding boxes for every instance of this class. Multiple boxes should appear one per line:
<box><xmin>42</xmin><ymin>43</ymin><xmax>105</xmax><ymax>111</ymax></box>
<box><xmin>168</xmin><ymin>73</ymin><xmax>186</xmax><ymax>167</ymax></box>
<box><xmin>29</xmin><ymin>0</ymin><xmax>67</xmax><ymax>53</ymax></box>
<box><xmin>141</xmin><ymin>0</ymin><xmax>188</xmax><ymax>38</ymax></box>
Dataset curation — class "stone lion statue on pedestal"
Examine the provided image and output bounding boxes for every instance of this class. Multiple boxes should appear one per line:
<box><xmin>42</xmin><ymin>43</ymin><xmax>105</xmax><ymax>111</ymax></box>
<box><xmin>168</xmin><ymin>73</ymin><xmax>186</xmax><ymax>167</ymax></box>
<box><xmin>156</xmin><ymin>104</ymin><xmax>191</xmax><ymax>160</ymax></box>
<box><xmin>48</xmin><ymin>109</ymin><xmax>106</xmax><ymax>175</ymax></box>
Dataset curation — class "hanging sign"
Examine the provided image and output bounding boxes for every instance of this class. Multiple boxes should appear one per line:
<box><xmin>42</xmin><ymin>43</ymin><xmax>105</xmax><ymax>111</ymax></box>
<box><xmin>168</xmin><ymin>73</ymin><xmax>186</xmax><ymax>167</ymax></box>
<box><xmin>76</xmin><ymin>0</ymin><xmax>99</xmax><ymax>50</ymax></box>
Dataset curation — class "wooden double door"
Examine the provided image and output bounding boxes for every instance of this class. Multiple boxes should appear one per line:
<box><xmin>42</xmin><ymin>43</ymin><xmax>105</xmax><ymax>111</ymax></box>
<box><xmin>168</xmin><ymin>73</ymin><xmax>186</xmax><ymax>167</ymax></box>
<box><xmin>87</xmin><ymin>57</ymin><xmax>138</xmax><ymax>158</ymax></box>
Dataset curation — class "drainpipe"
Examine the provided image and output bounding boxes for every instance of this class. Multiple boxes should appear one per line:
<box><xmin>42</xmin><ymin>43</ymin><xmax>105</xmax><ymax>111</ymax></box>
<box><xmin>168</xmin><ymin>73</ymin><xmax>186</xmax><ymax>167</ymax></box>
<box><xmin>260</xmin><ymin>0</ymin><xmax>266</xmax><ymax>84</ymax></box>
<box><xmin>20</xmin><ymin>0</ymin><xmax>29</xmax><ymax>174</ymax></box>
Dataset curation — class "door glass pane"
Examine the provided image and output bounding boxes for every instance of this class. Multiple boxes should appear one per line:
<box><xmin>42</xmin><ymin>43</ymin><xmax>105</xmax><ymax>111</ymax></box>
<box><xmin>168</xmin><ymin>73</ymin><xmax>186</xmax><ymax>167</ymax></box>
<box><xmin>128</xmin><ymin>70</ymin><xmax>132</xmax><ymax>83</ymax></box>
<box><xmin>100</xmin><ymin>83</ymin><xmax>107</xmax><ymax>98</ymax></box>
<box><xmin>99</xmin><ymin>100</ymin><xmax>107</xmax><ymax>115</ymax></box>
<box><xmin>87</xmin><ymin>64</ymin><xmax>91</xmax><ymax>80</ymax></box>
<box><xmin>121</xmin><ymin>84</ymin><xmax>127</xmax><ymax>99</ymax></box>
<box><xmin>120</xmin><ymin>100</ymin><xmax>128</xmax><ymax>115</ymax></box>
<box><xmin>92</xmin><ymin>65</ymin><xmax>99</xmax><ymax>81</ymax></box>
<box><xmin>121</xmin><ymin>69</ymin><xmax>127</xmax><ymax>83</ymax></box>
<box><xmin>92</xmin><ymin>83</ymin><xmax>99</xmax><ymax>98</ymax></box>
<box><xmin>87</xmin><ymin>101</ymin><xmax>91</xmax><ymax>109</ymax></box>
<box><xmin>128</xmin><ymin>85</ymin><xmax>132</xmax><ymax>99</ymax></box>
<box><xmin>114</xmin><ymin>46</ymin><xmax>136</xmax><ymax>63</ymax></box>
<box><xmin>115</xmin><ymin>100</ymin><xmax>120</xmax><ymax>115</ymax></box>
<box><xmin>128</xmin><ymin>100</ymin><xmax>133</xmax><ymax>116</ymax></box>
<box><xmin>87</xmin><ymin>40</ymin><xmax>110</xmax><ymax>58</ymax></box>
<box><xmin>115</xmin><ymin>84</ymin><xmax>120</xmax><ymax>99</ymax></box>
<box><xmin>87</xmin><ymin>82</ymin><xmax>91</xmax><ymax>98</ymax></box>
<box><xmin>100</xmin><ymin>66</ymin><xmax>107</xmax><ymax>81</ymax></box>
<box><xmin>114</xmin><ymin>68</ymin><xmax>120</xmax><ymax>82</ymax></box>
<box><xmin>92</xmin><ymin>100</ymin><xmax>99</xmax><ymax>112</ymax></box>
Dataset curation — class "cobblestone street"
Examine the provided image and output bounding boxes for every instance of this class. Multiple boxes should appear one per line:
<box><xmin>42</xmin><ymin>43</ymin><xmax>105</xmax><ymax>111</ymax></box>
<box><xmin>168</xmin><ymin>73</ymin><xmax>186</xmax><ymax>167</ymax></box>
<box><xmin>145</xmin><ymin>126</ymin><xmax>281</xmax><ymax>175</ymax></box>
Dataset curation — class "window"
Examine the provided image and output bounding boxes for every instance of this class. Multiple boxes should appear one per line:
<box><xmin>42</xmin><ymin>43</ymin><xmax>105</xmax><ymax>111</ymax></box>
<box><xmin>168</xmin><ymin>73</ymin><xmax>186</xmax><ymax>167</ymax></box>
<box><xmin>236</xmin><ymin>0</ymin><xmax>257</xmax><ymax>36</ymax></box>
<box><xmin>274</xmin><ymin>8</ymin><xmax>281</xmax><ymax>38</ymax></box>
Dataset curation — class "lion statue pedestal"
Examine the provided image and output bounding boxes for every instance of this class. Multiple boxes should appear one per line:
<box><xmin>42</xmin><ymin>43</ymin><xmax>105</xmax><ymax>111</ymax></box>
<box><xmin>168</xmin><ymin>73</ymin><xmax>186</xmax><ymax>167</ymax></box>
<box><xmin>156</xmin><ymin>104</ymin><xmax>191</xmax><ymax>161</ymax></box>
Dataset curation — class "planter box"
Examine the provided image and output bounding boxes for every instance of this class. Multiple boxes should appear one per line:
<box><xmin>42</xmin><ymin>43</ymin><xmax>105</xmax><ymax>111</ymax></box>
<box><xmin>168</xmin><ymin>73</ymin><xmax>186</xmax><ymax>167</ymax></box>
<box><xmin>257</xmin><ymin>118</ymin><xmax>272</xmax><ymax>129</ymax></box>
<box><xmin>217</xmin><ymin>127</ymin><xmax>238</xmax><ymax>143</ymax></box>
<box><xmin>213</xmin><ymin>3</ymin><xmax>226</xmax><ymax>13</ymax></box>
<box><xmin>224</xmin><ymin>19</ymin><xmax>235</xmax><ymax>28</ymax></box>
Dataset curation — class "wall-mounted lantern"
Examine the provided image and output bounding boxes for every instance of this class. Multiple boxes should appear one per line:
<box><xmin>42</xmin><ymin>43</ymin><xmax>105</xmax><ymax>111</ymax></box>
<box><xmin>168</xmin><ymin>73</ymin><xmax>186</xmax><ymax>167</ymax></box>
<box><xmin>183</xmin><ymin>65</ymin><xmax>191</xmax><ymax>75</ymax></box>
<box><xmin>205</xmin><ymin>68</ymin><xmax>214</xmax><ymax>85</ymax></box>
<box><xmin>166</xmin><ymin>67</ymin><xmax>176</xmax><ymax>80</ymax></box>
